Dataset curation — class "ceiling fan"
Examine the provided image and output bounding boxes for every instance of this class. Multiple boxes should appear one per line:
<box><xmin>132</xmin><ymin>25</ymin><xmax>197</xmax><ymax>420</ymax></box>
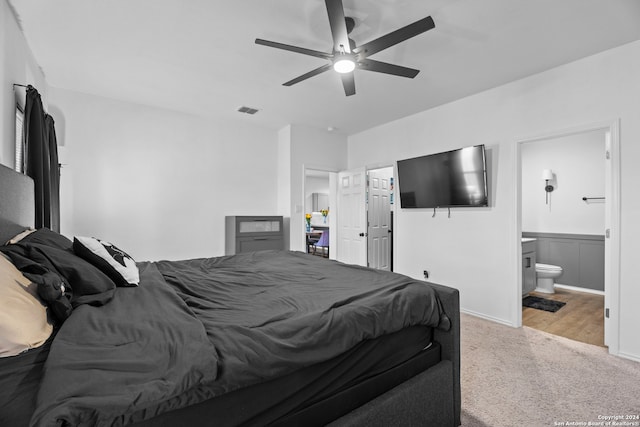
<box><xmin>255</xmin><ymin>0</ymin><xmax>435</xmax><ymax>96</ymax></box>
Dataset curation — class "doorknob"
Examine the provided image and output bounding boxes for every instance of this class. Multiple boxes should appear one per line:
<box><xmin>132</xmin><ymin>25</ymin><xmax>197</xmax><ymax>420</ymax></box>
<box><xmin>359</xmin><ymin>232</ymin><xmax>367</xmax><ymax>237</ymax></box>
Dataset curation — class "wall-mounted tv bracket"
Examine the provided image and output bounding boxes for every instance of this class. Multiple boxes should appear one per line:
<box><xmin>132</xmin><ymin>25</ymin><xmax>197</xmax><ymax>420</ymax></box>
<box><xmin>432</xmin><ymin>207</ymin><xmax>452</xmax><ymax>218</ymax></box>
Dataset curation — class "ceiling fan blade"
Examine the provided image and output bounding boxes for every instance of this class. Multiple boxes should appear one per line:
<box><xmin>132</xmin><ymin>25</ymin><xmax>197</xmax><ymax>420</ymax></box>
<box><xmin>283</xmin><ymin>64</ymin><xmax>333</xmax><ymax>86</ymax></box>
<box><xmin>353</xmin><ymin>16</ymin><xmax>435</xmax><ymax>57</ymax></box>
<box><xmin>340</xmin><ymin>72</ymin><xmax>356</xmax><ymax>96</ymax></box>
<box><xmin>325</xmin><ymin>0</ymin><xmax>351</xmax><ymax>53</ymax></box>
<box><xmin>358</xmin><ymin>58</ymin><xmax>420</xmax><ymax>78</ymax></box>
<box><xmin>255</xmin><ymin>38</ymin><xmax>333</xmax><ymax>60</ymax></box>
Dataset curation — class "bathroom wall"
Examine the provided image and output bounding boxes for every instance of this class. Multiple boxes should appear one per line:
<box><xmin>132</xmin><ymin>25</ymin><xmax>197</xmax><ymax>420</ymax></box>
<box><xmin>521</xmin><ymin>129</ymin><xmax>605</xmax><ymax>235</ymax></box>
<box><xmin>521</xmin><ymin>129</ymin><xmax>606</xmax><ymax>292</ymax></box>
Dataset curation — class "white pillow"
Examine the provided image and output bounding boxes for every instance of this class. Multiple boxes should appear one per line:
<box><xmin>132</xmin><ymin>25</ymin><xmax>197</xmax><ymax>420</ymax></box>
<box><xmin>73</xmin><ymin>236</ymin><xmax>139</xmax><ymax>287</ymax></box>
<box><xmin>0</xmin><ymin>254</ymin><xmax>53</xmax><ymax>357</ymax></box>
<box><xmin>5</xmin><ymin>228</ymin><xmax>36</xmax><ymax>245</ymax></box>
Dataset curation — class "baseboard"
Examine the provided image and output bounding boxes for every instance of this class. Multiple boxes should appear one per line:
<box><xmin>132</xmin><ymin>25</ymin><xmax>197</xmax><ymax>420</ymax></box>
<box><xmin>616</xmin><ymin>351</ymin><xmax>640</xmax><ymax>364</ymax></box>
<box><xmin>554</xmin><ymin>283</ymin><xmax>604</xmax><ymax>296</ymax></box>
<box><xmin>460</xmin><ymin>309</ymin><xmax>515</xmax><ymax>327</ymax></box>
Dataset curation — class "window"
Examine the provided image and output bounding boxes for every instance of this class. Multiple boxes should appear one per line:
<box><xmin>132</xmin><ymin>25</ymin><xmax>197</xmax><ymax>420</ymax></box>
<box><xmin>15</xmin><ymin>104</ymin><xmax>24</xmax><ymax>172</ymax></box>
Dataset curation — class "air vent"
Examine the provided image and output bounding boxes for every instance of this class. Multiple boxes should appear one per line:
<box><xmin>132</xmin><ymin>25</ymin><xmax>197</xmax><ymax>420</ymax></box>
<box><xmin>237</xmin><ymin>106</ymin><xmax>259</xmax><ymax>115</ymax></box>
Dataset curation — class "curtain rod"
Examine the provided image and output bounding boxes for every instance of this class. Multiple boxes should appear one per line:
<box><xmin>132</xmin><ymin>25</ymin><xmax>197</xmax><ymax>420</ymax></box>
<box><xmin>12</xmin><ymin>83</ymin><xmax>47</xmax><ymax>114</ymax></box>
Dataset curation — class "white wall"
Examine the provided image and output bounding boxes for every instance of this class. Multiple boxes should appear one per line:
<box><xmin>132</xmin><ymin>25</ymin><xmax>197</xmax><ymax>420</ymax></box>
<box><xmin>348</xmin><ymin>40</ymin><xmax>640</xmax><ymax>361</ymax></box>
<box><xmin>0</xmin><ymin>0</ymin><xmax>48</xmax><ymax>168</ymax></box>
<box><xmin>50</xmin><ymin>88</ymin><xmax>279</xmax><ymax>261</ymax></box>
<box><xmin>521</xmin><ymin>129</ymin><xmax>605</xmax><ymax>235</ymax></box>
<box><xmin>283</xmin><ymin>124</ymin><xmax>348</xmax><ymax>252</ymax></box>
<box><xmin>276</xmin><ymin>126</ymin><xmax>292</xmax><ymax>249</ymax></box>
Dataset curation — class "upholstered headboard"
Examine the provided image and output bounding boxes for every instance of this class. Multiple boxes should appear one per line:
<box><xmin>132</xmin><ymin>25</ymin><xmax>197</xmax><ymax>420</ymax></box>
<box><xmin>0</xmin><ymin>163</ymin><xmax>35</xmax><ymax>243</ymax></box>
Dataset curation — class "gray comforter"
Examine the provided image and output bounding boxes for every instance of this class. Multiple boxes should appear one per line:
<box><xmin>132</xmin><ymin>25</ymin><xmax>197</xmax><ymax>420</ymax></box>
<box><xmin>30</xmin><ymin>250</ymin><xmax>449</xmax><ymax>426</ymax></box>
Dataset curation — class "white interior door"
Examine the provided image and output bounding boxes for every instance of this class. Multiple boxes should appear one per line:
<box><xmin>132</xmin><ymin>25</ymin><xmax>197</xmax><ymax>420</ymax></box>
<box><xmin>337</xmin><ymin>167</ymin><xmax>367</xmax><ymax>266</ymax></box>
<box><xmin>367</xmin><ymin>168</ymin><xmax>392</xmax><ymax>271</ymax></box>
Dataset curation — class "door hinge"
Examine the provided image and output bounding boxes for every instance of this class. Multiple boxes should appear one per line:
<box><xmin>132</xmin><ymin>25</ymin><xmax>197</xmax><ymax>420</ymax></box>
<box><xmin>605</xmin><ymin>150</ymin><xmax>611</xmax><ymax>160</ymax></box>
<box><xmin>605</xmin><ymin>308</ymin><xmax>610</xmax><ymax>318</ymax></box>
<box><xmin>605</xmin><ymin>229</ymin><xmax>610</xmax><ymax>238</ymax></box>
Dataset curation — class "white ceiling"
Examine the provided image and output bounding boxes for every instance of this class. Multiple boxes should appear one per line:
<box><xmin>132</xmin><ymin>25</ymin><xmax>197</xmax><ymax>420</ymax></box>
<box><xmin>8</xmin><ymin>0</ymin><xmax>640</xmax><ymax>136</ymax></box>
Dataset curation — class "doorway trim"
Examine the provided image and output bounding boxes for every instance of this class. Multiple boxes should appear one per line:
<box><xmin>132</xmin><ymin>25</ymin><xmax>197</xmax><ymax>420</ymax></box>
<box><xmin>514</xmin><ymin>119</ymin><xmax>620</xmax><ymax>355</ymax></box>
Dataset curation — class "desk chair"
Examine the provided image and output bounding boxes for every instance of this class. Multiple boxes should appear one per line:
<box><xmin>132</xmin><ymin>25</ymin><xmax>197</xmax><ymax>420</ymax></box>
<box><xmin>312</xmin><ymin>229</ymin><xmax>329</xmax><ymax>258</ymax></box>
<box><xmin>306</xmin><ymin>232</ymin><xmax>320</xmax><ymax>253</ymax></box>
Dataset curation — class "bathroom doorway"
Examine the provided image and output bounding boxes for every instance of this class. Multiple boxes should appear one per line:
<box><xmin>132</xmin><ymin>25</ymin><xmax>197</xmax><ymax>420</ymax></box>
<box><xmin>516</xmin><ymin>121</ymin><xmax>620</xmax><ymax>354</ymax></box>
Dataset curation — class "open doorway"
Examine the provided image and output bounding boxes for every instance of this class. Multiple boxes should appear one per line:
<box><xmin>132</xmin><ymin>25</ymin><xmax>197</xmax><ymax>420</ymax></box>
<box><xmin>303</xmin><ymin>168</ymin><xmax>333</xmax><ymax>259</ymax></box>
<box><xmin>516</xmin><ymin>121</ymin><xmax>620</xmax><ymax>354</ymax></box>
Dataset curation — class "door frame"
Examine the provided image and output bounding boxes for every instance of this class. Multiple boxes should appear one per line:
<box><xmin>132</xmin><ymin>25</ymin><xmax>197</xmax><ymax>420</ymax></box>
<box><xmin>302</xmin><ymin>165</ymin><xmax>338</xmax><ymax>259</ymax></box>
<box><xmin>513</xmin><ymin>119</ymin><xmax>620</xmax><ymax>355</ymax></box>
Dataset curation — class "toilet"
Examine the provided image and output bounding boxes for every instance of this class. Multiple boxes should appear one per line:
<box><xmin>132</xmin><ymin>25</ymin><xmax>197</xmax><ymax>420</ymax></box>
<box><xmin>535</xmin><ymin>263</ymin><xmax>563</xmax><ymax>293</ymax></box>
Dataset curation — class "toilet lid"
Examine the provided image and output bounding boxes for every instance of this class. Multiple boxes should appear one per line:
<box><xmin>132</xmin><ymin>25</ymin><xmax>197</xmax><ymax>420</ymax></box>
<box><xmin>536</xmin><ymin>263</ymin><xmax>562</xmax><ymax>271</ymax></box>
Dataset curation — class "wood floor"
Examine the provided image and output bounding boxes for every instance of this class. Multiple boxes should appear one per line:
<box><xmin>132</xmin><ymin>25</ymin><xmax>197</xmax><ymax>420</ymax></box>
<box><xmin>522</xmin><ymin>287</ymin><xmax>605</xmax><ymax>347</ymax></box>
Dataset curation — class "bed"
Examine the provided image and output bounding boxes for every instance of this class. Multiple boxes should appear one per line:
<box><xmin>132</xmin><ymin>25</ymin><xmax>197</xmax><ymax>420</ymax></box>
<box><xmin>0</xmin><ymin>163</ymin><xmax>461</xmax><ymax>427</ymax></box>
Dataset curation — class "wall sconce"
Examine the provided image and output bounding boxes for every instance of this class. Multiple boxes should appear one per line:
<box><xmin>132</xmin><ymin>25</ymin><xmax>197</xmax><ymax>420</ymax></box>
<box><xmin>542</xmin><ymin>169</ymin><xmax>554</xmax><ymax>204</ymax></box>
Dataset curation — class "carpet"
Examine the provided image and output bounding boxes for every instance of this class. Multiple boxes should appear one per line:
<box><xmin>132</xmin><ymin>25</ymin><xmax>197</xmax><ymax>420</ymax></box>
<box><xmin>460</xmin><ymin>313</ymin><xmax>640</xmax><ymax>427</ymax></box>
<box><xmin>522</xmin><ymin>295</ymin><xmax>566</xmax><ymax>312</ymax></box>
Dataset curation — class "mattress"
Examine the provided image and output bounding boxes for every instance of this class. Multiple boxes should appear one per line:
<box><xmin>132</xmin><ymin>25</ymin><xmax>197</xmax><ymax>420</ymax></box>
<box><xmin>132</xmin><ymin>327</ymin><xmax>438</xmax><ymax>426</ymax></box>
<box><xmin>0</xmin><ymin>335</ymin><xmax>53</xmax><ymax>427</ymax></box>
<box><xmin>0</xmin><ymin>327</ymin><xmax>437</xmax><ymax>427</ymax></box>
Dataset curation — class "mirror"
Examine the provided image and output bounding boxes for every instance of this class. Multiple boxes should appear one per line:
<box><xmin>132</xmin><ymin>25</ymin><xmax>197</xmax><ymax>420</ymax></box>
<box><xmin>312</xmin><ymin>193</ymin><xmax>329</xmax><ymax>212</ymax></box>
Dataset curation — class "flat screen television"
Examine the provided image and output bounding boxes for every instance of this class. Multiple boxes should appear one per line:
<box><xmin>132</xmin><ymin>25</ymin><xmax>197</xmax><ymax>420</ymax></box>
<box><xmin>396</xmin><ymin>144</ymin><xmax>488</xmax><ymax>208</ymax></box>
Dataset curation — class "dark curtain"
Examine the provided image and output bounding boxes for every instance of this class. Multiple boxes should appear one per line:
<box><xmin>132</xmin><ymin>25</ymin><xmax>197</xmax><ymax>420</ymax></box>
<box><xmin>45</xmin><ymin>114</ymin><xmax>60</xmax><ymax>231</ymax></box>
<box><xmin>24</xmin><ymin>86</ymin><xmax>60</xmax><ymax>232</ymax></box>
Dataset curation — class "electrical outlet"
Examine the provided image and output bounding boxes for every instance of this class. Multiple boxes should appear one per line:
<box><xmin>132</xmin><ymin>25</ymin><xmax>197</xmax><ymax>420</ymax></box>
<box><xmin>423</xmin><ymin>270</ymin><xmax>429</xmax><ymax>279</ymax></box>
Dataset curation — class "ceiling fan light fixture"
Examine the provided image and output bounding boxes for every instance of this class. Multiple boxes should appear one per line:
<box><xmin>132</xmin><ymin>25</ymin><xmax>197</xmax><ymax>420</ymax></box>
<box><xmin>333</xmin><ymin>56</ymin><xmax>355</xmax><ymax>73</ymax></box>
<box><xmin>255</xmin><ymin>0</ymin><xmax>435</xmax><ymax>96</ymax></box>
